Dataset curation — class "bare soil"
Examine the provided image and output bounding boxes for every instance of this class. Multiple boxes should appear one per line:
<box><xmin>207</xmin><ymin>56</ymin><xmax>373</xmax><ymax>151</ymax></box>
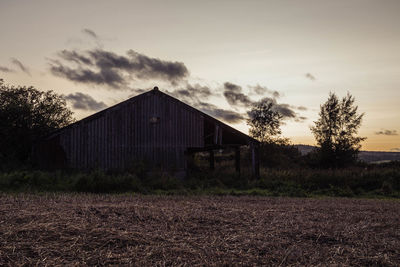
<box><xmin>0</xmin><ymin>194</ymin><xmax>399</xmax><ymax>266</ymax></box>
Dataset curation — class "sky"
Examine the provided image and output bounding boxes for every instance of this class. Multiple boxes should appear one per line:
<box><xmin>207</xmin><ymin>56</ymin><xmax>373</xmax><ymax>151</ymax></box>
<box><xmin>0</xmin><ymin>0</ymin><xmax>399</xmax><ymax>151</ymax></box>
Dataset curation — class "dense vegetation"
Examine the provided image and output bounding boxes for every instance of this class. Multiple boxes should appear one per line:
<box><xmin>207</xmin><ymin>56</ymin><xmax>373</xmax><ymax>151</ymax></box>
<box><xmin>1</xmin><ymin>160</ymin><xmax>399</xmax><ymax>198</ymax></box>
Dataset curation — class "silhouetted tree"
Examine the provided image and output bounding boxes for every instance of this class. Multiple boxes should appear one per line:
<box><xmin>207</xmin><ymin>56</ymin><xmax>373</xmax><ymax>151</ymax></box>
<box><xmin>0</xmin><ymin>79</ymin><xmax>74</xmax><ymax>167</ymax></box>
<box><xmin>311</xmin><ymin>92</ymin><xmax>366</xmax><ymax>168</ymax></box>
<box><xmin>247</xmin><ymin>98</ymin><xmax>287</xmax><ymax>144</ymax></box>
<box><xmin>247</xmin><ymin>98</ymin><xmax>301</xmax><ymax>168</ymax></box>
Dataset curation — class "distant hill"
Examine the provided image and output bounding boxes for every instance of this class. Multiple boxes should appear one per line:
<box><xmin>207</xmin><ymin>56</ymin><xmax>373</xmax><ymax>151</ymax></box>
<box><xmin>294</xmin><ymin>145</ymin><xmax>316</xmax><ymax>155</ymax></box>
<box><xmin>293</xmin><ymin>144</ymin><xmax>400</xmax><ymax>163</ymax></box>
<box><xmin>357</xmin><ymin>151</ymin><xmax>400</xmax><ymax>163</ymax></box>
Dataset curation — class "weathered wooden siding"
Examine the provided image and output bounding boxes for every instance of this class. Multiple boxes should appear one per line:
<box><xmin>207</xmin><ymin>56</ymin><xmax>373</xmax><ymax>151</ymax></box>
<box><xmin>54</xmin><ymin>91</ymin><xmax>204</xmax><ymax>170</ymax></box>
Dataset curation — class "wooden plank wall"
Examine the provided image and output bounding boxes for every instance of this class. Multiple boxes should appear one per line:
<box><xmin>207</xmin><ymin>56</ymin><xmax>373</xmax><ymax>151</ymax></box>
<box><xmin>57</xmin><ymin>91</ymin><xmax>204</xmax><ymax>171</ymax></box>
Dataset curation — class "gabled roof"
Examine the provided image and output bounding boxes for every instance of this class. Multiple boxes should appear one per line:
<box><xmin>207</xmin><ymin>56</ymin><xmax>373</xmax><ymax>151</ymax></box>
<box><xmin>46</xmin><ymin>88</ymin><xmax>258</xmax><ymax>143</ymax></box>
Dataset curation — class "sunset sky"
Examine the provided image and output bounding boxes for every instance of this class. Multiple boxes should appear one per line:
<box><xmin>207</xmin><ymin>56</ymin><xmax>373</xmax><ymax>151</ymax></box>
<box><xmin>1</xmin><ymin>0</ymin><xmax>399</xmax><ymax>151</ymax></box>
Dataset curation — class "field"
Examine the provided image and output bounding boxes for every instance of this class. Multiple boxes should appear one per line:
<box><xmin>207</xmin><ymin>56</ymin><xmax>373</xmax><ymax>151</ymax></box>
<box><xmin>0</xmin><ymin>194</ymin><xmax>399</xmax><ymax>266</ymax></box>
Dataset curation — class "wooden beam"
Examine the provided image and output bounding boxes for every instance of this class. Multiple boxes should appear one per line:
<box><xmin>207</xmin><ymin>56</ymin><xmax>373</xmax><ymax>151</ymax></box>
<box><xmin>214</xmin><ymin>125</ymin><xmax>219</xmax><ymax>144</ymax></box>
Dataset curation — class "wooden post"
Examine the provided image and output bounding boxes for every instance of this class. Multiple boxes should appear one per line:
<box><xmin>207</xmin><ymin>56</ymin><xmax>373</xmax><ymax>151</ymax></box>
<box><xmin>209</xmin><ymin>150</ymin><xmax>215</xmax><ymax>170</ymax></box>
<box><xmin>235</xmin><ymin>146</ymin><xmax>240</xmax><ymax>174</ymax></box>
<box><xmin>251</xmin><ymin>143</ymin><xmax>260</xmax><ymax>179</ymax></box>
<box><xmin>214</xmin><ymin>125</ymin><xmax>219</xmax><ymax>144</ymax></box>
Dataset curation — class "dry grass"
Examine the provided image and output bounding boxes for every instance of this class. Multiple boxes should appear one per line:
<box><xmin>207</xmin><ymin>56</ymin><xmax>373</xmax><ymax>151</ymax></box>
<box><xmin>0</xmin><ymin>194</ymin><xmax>399</xmax><ymax>266</ymax></box>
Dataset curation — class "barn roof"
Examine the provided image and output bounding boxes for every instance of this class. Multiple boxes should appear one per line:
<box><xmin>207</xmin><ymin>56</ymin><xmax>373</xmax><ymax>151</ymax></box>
<box><xmin>47</xmin><ymin>88</ymin><xmax>258</xmax><ymax>144</ymax></box>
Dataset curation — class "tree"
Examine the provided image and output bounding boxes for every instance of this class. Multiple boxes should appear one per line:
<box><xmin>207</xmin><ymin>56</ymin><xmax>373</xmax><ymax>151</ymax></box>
<box><xmin>0</xmin><ymin>79</ymin><xmax>74</xmax><ymax>167</ymax></box>
<box><xmin>310</xmin><ymin>92</ymin><xmax>366</xmax><ymax>168</ymax></box>
<box><xmin>247</xmin><ymin>98</ymin><xmax>285</xmax><ymax>143</ymax></box>
<box><xmin>247</xmin><ymin>98</ymin><xmax>300</xmax><ymax>168</ymax></box>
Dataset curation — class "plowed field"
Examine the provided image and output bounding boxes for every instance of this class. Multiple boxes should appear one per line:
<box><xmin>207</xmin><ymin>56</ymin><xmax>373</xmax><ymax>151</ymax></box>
<box><xmin>0</xmin><ymin>194</ymin><xmax>399</xmax><ymax>266</ymax></box>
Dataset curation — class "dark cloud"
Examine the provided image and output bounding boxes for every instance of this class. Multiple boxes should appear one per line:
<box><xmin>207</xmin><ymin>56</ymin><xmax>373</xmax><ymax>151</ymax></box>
<box><xmin>221</xmin><ymin>82</ymin><xmax>306</xmax><ymax>122</ymax></box>
<box><xmin>305</xmin><ymin>73</ymin><xmax>316</xmax><ymax>81</ymax></box>
<box><xmin>165</xmin><ymin>81</ymin><xmax>307</xmax><ymax>124</ymax></box>
<box><xmin>390</xmin><ymin>148</ymin><xmax>400</xmax><ymax>152</ymax></box>
<box><xmin>64</xmin><ymin>92</ymin><xmax>107</xmax><ymax>111</ymax></box>
<box><xmin>126</xmin><ymin>50</ymin><xmax>189</xmax><ymax>83</ymax></box>
<box><xmin>295</xmin><ymin>116</ymin><xmax>308</xmax><ymax>122</ymax></box>
<box><xmin>59</xmin><ymin>50</ymin><xmax>93</xmax><ymax>65</ymax></box>
<box><xmin>166</xmin><ymin>83</ymin><xmax>245</xmax><ymax>123</ymax></box>
<box><xmin>250</xmin><ymin>84</ymin><xmax>267</xmax><ymax>95</ymax></box>
<box><xmin>273</xmin><ymin>103</ymin><xmax>296</xmax><ymax>118</ymax></box>
<box><xmin>0</xmin><ymin>66</ymin><xmax>14</xmax><ymax>73</ymax></box>
<box><xmin>50</xmin><ymin>60</ymin><xmax>125</xmax><ymax>88</ymax></box>
<box><xmin>297</xmin><ymin>106</ymin><xmax>307</xmax><ymax>111</ymax></box>
<box><xmin>250</xmin><ymin>97</ymin><xmax>307</xmax><ymax>122</ymax></box>
<box><xmin>82</xmin><ymin>28</ymin><xmax>98</xmax><ymax>39</ymax></box>
<box><xmin>249</xmin><ymin>84</ymin><xmax>280</xmax><ymax>98</ymax></box>
<box><xmin>169</xmin><ymin>83</ymin><xmax>213</xmax><ymax>103</ymax></box>
<box><xmin>49</xmin><ymin>48</ymin><xmax>189</xmax><ymax>89</ymax></box>
<box><xmin>375</xmin><ymin>129</ymin><xmax>398</xmax><ymax>136</ymax></box>
<box><xmin>223</xmin><ymin>82</ymin><xmax>253</xmax><ymax>107</ymax></box>
<box><xmin>10</xmin><ymin>58</ymin><xmax>30</xmax><ymax>75</ymax></box>
<box><xmin>127</xmin><ymin>88</ymin><xmax>148</xmax><ymax>98</ymax></box>
<box><xmin>196</xmin><ymin>102</ymin><xmax>244</xmax><ymax>123</ymax></box>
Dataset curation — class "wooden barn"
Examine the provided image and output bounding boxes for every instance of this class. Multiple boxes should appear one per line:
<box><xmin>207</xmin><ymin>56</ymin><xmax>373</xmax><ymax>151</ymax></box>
<box><xmin>33</xmin><ymin>87</ymin><xmax>259</xmax><ymax>176</ymax></box>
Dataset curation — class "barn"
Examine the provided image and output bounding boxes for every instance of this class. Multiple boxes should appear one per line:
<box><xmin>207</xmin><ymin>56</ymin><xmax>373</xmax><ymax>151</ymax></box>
<box><xmin>33</xmin><ymin>87</ymin><xmax>259</xmax><ymax>177</ymax></box>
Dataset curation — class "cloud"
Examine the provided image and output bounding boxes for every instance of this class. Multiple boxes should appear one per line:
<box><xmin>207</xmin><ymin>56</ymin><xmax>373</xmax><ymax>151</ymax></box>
<box><xmin>0</xmin><ymin>66</ymin><xmax>14</xmax><ymax>73</ymax></box>
<box><xmin>249</xmin><ymin>97</ymin><xmax>307</xmax><ymax>122</ymax></box>
<box><xmin>390</xmin><ymin>148</ymin><xmax>400</xmax><ymax>152</ymax></box>
<box><xmin>375</xmin><ymin>129</ymin><xmax>398</xmax><ymax>136</ymax></box>
<box><xmin>64</xmin><ymin>92</ymin><xmax>107</xmax><ymax>111</ymax></box>
<box><xmin>305</xmin><ymin>73</ymin><xmax>316</xmax><ymax>81</ymax></box>
<box><xmin>59</xmin><ymin>50</ymin><xmax>93</xmax><ymax>65</ymax></box>
<box><xmin>295</xmin><ymin>116</ymin><xmax>308</xmax><ymax>122</ymax></box>
<box><xmin>196</xmin><ymin>102</ymin><xmax>245</xmax><ymax>123</ymax></box>
<box><xmin>297</xmin><ymin>106</ymin><xmax>307</xmax><ymax>111</ymax></box>
<box><xmin>165</xmin><ymin>84</ymin><xmax>243</xmax><ymax>124</ymax></box>
<box><xmin>82</xmin><ymin>28</ymin><xmax>98</xmax><ymax>40</ymax></box>
<box><xmin>248</xmin><ymin>84</ymin><xmax>280</xmax><ymax>98</ymax></box>
<box><xmin>49</xmin><ymin>48</ymin><xmax>189</xmax><ymax>89</ymax></box>
<box><xmin>223</xmin><ymin>82</ymin><xmax>253</xmax><ymax>107</ymax></box>
<box><xmin>10</xmin><ymin>58</ymin><xmax>30</xmax><ymax>75</ymax></box>
<box><xmin>220</xmin><ymin>82</ymin><xmax>307</xmax><ymax>122</ymax></box>
<box><xmin>167</xmin><ymin>81</ymin><xmax>305</xmax><ymax>123</ymax></box>
<box><xmin>169</xmin><ymin>83</ymin><xmax>213</xmax><ymax>103</ymax></box>
<box><xmin>166</xmin><ymin>83</ymin><xmax>246</xmax><ymax>123</ymax></box>
<box><xmin>126</xmin><ymin>50</ymin><xmax>189</xmax><ymax>83</ymax></box>
<box><xmin>273</xmin><ymin>103</ymin><xmax>296</xmax><ymax>118</ymax></box>
<box><xmin>50</xmin><ymin>60</ymin><xmax>126</xmax><ymax>88</ymax></box>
